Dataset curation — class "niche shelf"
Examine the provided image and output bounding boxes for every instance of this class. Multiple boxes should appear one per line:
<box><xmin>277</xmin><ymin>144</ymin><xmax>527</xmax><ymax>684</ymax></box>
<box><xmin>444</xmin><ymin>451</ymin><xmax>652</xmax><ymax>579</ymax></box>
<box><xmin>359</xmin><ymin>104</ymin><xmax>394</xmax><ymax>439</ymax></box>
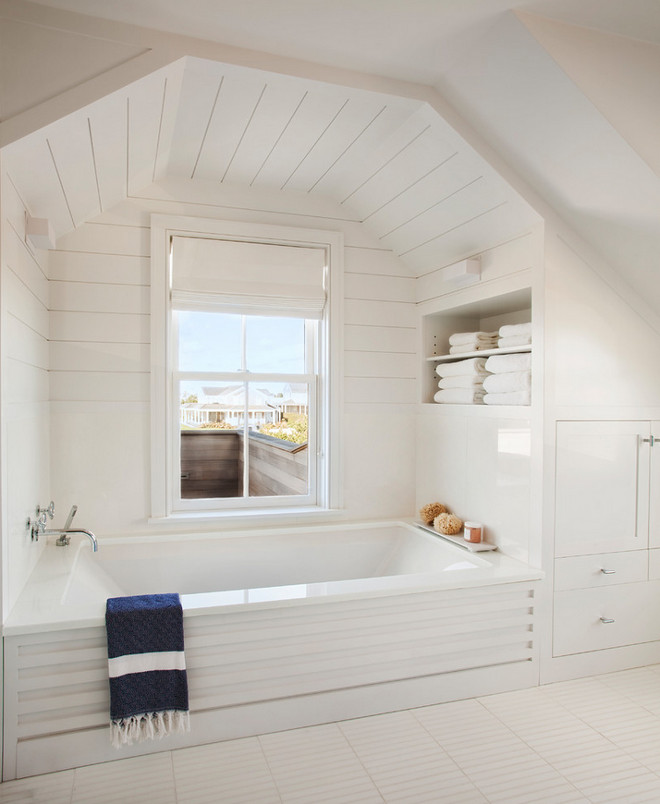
<box><xmin>422</xmin><ymin>284</ymin><xmax>532</xmax><ymax>407</ymax></box>
<box><xmin>428</xmin><ymin>344</ymin><xmax>531</xmax><ymax>364</ymax></box>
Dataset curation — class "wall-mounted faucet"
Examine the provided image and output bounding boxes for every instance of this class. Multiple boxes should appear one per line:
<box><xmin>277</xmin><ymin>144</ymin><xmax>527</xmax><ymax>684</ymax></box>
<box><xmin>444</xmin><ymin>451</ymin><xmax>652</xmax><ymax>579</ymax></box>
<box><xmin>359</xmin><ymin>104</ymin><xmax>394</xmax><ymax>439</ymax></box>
<box><xmin>29</xmin><ymin>502</ymin><xmax>99</xmax><ymax>552</ymax></box>
<box><xmin>44</xmin><ymin>504</ymin><xmax>98</xmax><ymax>552</ymax></box>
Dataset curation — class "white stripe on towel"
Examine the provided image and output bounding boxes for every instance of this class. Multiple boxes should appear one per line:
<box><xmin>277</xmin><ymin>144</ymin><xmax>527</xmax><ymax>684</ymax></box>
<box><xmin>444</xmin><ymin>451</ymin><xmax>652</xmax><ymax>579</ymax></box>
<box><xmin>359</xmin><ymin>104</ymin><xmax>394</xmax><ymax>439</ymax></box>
<box><xmin>108</xmin><ymin>651</ymin><xmax>187</xmax><ymax>678</ymax></box>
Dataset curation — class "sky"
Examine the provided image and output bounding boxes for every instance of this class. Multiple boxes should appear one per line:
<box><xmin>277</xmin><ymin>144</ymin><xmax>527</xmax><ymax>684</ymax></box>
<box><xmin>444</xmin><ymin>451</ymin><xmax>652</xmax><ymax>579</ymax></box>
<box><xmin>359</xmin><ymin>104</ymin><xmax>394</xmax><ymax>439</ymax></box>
<box><xmin>178</xmin><ymin>311</ymin><xmax>305</xmax><ymax>373</ymax></box>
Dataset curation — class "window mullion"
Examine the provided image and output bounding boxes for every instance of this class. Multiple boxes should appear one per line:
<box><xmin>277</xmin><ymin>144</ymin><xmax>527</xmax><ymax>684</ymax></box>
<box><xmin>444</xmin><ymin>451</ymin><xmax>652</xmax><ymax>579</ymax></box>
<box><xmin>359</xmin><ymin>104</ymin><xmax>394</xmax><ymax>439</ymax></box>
<box><xmin>242</xmin><ymin>378</ymin><xmax>249</xmax><ymax>499</ymax></box>
<box><xmin>241</xmin><ymin>314</ymin><xmax>247</xmax><ymax>372</ymax></box>
<box><xmin>241</xmin><ymin>317</ymin><xmax>249</xmax><ymax>498</ymax></box>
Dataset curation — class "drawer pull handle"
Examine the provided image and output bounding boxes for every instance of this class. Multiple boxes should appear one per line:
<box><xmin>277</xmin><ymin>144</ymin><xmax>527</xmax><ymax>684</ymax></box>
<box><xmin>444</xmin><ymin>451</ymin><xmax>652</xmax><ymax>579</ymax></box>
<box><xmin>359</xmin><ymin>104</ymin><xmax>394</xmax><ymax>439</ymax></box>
<box><xmin>600</xmin><ymin>568</ymin><xmax>616</xmax><ymax>575</ymax></box>
<box><xmin>600</xmin><ymin>617</ymin><xmax>615</xmax><ymax>624</ymax></box>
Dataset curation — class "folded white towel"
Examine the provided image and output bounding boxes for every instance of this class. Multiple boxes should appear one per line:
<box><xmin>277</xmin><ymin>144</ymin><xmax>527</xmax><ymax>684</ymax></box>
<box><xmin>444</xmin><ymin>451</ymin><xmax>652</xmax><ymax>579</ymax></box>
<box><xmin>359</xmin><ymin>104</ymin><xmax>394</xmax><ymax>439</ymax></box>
<box><xmin>436</xmin><ymin>357</ymin><xmax>487</xmax><ymax>378</ymax></box>
<box><xmin>485</xmin><ymin>353</ymin><xmax>531</xmax><ymax>374</ymax></box>
<box><xmin>499</xmin><ymin>322</ymin><xmax>531</xmax><ymax>338</ymax></box>
<box><xmin>498</xmin><ymin>334</ymin><xmax>531</xmax><ymax>348</ymax></box>
<box><xmin>438</xmin><ymin>373</ymin><xmax>489</xmax><ymax>389</ymax></box>
<box><xmin>484</xmin><ymin>389</ymin><xmax>531</xmax><ymax>406</ymax></box>
<box><xmin>449</xmin><ymin>342</ymin><xmax>496</xmax><ymax>355</ymax></box>
<box><xmin>483</xmin><ymin>370</ymin><xmax>531</xmax><ymax>394</ymax></box>
<box><xmin>449</xmin><ymin>331</ymin><xmax>498</xmax><ymax>346</ymax></box>
<box><xmin>434</xmin><ymin>388</ymin><xmax>486</xmax><ymax>405</ymax></box>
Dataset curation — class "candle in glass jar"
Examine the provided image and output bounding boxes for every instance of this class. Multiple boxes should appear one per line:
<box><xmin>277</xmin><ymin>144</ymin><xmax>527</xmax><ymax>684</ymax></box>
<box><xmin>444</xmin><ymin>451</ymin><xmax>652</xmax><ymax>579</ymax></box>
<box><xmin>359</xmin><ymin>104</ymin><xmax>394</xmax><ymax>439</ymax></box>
<box><xmin>464</xmin><ymin>521</ymin><xmax>482</xmax><ymax>543</ymax></box>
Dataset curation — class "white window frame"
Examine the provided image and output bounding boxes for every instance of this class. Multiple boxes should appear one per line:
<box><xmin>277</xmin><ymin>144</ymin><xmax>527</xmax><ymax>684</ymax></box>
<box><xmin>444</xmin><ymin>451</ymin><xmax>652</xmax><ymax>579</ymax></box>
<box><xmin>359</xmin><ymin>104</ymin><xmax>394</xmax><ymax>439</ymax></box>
<box><xmin>150</xmin><ymin>214</ymin><xmax>343</xmax><ymax>522</ymax></box>
<box><xmin>172</xmin><ymin>314</ymin><xmax>318</xmax><ymax>511</ymax></box>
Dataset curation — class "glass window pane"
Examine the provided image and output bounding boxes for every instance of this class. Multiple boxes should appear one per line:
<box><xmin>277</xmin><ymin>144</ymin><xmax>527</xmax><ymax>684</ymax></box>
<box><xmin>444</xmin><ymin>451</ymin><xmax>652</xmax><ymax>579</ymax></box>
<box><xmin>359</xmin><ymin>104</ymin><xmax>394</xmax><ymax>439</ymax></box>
<box><xmin>179</xmin><ymin>381</ymin><xmax>244</xmax><ymax>499</ymax></box>
<box><xmin>247</xmin><ymin>382</ymin><xmax>309</xmax><ymax>498</ymax></box>
<box><xmin>177</xmin><ymin>311</ymin><xmax>242</xmax><ymax>372</ymax></box>
<box><xmin>245</xmin><ymin>316</ymin><xmax>305</xmax><ymax>373</ymax></box>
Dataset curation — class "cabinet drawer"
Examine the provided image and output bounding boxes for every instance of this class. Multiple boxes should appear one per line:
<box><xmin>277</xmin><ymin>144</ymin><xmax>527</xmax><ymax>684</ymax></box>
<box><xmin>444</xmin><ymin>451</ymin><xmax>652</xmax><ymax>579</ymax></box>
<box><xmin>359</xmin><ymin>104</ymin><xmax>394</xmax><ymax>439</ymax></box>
<box><xmin>553</xmin><ymin>582</ymin><xmax>660</xmax><ymax>656</ymax></box>
<box><xmin>554</xmin><ymin>551</ymin><xmax>648</xmax><ymax>591</ymax></box>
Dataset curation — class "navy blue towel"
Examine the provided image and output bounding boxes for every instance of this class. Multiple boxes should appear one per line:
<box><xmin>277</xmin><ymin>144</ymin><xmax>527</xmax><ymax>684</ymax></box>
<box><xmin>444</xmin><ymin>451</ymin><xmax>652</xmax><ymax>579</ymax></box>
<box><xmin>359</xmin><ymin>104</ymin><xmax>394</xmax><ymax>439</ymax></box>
<box><xmin>105</xmin><ymin>593</ymin><xmax>190</xmax><ymax>747</ymax></box>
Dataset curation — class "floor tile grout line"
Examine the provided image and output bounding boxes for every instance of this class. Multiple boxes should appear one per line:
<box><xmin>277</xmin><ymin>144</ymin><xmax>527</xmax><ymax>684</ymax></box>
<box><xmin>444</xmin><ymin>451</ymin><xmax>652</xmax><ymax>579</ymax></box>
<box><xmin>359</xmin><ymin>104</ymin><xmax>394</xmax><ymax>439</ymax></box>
<box><xmin>168</xmin><ymin>750</ymin><xmax>179</xmax><ymax>804</ymax></box>
<box><xmin>337</xmin><ymin>717</ymin><xmax>395</xmax><ymax>803</ymax></box>
<box><xmin>256</xmin><ymin>732</ymin><xmax>289</xmax><ymax>804</ymax></box>
<box><xmin>409</xmin><ymin>704</ymin><xmax>492</xmax><ymax>803</ymax></box>
<box><xmin>532</xmin><ymin>675</ymin><xmax>660</xmax><ymax>783</ymax></box>
<box><xmin>472</xmin><ymin>695</ymin><xmax>590</xmax><ymax>803</ymax></box>
<box><xmin>477</xmin><ymin>673</ymin><xmax>660</xmax><ymax>798</ymax></box>
<box><xmin>595</xmin><ymin>667</ymin><xmax>660</xmax><ymax>721</ymax></box>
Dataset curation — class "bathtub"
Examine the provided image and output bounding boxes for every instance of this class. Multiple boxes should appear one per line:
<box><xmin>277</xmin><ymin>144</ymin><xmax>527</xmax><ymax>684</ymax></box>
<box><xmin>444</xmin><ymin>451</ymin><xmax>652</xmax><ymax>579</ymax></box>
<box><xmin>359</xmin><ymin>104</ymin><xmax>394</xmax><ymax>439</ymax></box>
<box><xmin>3</xmin><ymin>520</ymin><xmax>542</xmax><ymax>779</ymax></box>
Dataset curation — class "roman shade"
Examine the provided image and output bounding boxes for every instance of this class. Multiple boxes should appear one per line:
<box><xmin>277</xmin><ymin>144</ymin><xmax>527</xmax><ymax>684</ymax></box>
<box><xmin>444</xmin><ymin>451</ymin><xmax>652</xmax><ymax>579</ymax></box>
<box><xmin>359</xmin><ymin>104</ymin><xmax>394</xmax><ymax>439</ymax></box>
<box><xmin>171</xmin><ymin>236</ymin><xmax>327</xmax><ymax>318</ymax></box>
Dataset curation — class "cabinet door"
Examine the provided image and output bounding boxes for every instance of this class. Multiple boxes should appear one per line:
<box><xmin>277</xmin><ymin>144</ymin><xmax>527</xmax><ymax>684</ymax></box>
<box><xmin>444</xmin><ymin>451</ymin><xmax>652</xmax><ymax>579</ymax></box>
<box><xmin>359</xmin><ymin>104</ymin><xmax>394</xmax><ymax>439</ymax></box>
<box><xmin>555</xmin><ymin>421</ymin><xmax>650</xmax><ymax>557</ymax></box>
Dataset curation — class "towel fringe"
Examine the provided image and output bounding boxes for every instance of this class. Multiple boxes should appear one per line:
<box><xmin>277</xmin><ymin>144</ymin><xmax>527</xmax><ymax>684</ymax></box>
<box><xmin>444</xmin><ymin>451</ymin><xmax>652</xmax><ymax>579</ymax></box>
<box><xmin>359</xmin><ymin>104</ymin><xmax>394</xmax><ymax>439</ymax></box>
<box><xmin>110</xmin><ymin>710</ymin><xmax>190</xmax><ymax>748</ymax></box>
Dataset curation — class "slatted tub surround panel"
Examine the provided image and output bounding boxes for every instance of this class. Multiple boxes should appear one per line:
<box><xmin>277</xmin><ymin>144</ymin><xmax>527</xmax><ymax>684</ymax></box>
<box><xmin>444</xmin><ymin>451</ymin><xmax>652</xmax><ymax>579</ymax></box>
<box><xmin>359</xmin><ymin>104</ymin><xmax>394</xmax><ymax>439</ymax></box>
<box><xmin>3</xmin><ymin>582</ymin><xmax>536</xmax><ymax>779</ymax></box>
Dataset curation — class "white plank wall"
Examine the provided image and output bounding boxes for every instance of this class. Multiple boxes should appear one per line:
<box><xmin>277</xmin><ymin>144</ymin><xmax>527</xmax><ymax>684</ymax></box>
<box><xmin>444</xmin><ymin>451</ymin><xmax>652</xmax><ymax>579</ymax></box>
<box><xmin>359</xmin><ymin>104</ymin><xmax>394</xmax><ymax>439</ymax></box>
<box><xmin>416</xmin><ymin>231</ymin><xmax>538</xmax><ymax>305</ymax></box>
<box><xmin>48</xmin><ymin>183</ymin><xmax>418</xmax><ymax>533</ymax></box>
<box><xmin>1</xmin><ymin>172</ymin><xmax>51</xmax><ymax>615</ymax></box>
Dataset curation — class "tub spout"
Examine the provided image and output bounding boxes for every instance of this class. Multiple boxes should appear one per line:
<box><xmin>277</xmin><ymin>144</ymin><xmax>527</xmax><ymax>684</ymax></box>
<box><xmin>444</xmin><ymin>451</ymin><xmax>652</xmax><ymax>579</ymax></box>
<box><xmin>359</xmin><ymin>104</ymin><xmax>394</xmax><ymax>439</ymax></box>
<box><xmin>46</xmin><ymin>528</ymin><xmax>98</xmax><ymax>552</ymax></box>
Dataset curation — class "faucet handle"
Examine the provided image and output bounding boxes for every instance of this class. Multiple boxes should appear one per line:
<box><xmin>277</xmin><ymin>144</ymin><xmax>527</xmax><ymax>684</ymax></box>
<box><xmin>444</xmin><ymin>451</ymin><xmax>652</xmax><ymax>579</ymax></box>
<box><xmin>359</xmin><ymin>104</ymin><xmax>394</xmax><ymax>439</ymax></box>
<box><xmin>38</xmin><ymin>501</ymin><xmax>55</xmax><ymax>520</ymax></box>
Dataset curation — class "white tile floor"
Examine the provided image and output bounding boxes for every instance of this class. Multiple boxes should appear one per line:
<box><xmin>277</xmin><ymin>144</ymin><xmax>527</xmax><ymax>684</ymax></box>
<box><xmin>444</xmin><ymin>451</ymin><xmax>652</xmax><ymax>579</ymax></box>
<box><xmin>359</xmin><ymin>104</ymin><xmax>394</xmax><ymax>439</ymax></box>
<box><xmin>4</xmin><ymin>666</ymin><xmax>660</xmax><ymax>803</ymax></box>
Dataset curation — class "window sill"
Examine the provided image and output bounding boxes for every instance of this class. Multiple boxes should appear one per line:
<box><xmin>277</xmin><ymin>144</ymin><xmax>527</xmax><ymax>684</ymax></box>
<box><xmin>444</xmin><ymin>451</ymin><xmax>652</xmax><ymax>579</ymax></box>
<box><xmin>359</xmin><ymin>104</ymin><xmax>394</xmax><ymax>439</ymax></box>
<box><xmin>148</xmin><ymin>506</ymin><xmax>344</xmax><ymax>529</ymax></box>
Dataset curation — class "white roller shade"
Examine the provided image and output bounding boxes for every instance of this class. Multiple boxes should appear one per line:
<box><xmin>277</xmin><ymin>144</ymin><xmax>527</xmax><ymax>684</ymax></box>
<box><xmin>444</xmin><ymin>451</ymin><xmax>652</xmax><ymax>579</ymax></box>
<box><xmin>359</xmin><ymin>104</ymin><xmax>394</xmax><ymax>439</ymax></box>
<box><xmin>171</xmin><ymin>236</ymin><xmax>326</xmax><ymax>318</ymax></box>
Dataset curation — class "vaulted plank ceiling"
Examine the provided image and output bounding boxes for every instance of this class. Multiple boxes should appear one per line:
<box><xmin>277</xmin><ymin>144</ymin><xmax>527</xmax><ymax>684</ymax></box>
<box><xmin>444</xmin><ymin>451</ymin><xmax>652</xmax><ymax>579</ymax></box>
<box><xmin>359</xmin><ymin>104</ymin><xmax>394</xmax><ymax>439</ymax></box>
<box><xmin>3</xmin><ymin>0</ymin><xmax>660</xmax><ymax>305</ymax></box>
<box><xmin>3</xmin><ymin>56</ymin><xmax>539</xmax><ymax>276</ymax></box>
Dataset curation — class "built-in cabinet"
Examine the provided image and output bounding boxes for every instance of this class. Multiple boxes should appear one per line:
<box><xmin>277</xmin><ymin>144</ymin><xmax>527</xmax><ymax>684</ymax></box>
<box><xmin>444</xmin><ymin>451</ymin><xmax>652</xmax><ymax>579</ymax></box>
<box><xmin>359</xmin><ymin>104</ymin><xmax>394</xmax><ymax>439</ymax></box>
<box><xmin>553</xmin><ymin>420</ymin><xmax>660</xmax><ymax>657</ymax></box>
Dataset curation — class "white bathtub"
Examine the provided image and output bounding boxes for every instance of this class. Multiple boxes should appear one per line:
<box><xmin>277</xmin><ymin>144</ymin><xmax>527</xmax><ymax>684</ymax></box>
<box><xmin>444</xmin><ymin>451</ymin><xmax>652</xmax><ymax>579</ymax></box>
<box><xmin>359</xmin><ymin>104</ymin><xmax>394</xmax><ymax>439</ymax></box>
<box><xmin>3</xmin><ymin>521</ymin><xmax>542</xmax><ymax>779</ymax></box>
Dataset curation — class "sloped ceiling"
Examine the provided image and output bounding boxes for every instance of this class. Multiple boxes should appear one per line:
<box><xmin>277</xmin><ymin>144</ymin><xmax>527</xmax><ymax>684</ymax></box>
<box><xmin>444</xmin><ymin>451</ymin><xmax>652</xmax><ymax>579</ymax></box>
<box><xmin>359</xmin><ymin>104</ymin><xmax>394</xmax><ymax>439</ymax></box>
<box><xmin>2</xmin><ymin>56</ymin><xmax>539</xmax><ymax>276</ymax></box>
<box><xmin>0</xmin><ymin>16</ymin><xmax>147</xmax><ymax>120</ymax></box>
<box><xmin>2</xmin><ymin>0</ymin><xmax>660</xmax><ymax>299</ymax></box>
<box><xmin>436</xmin><ymin>12</ymin><xmax>660</xmax><ymax>308</ymax></box>
<box><xmin>518</xmin><ymin>12</ymin><xmax>660</xmax><ymax>179</ymax></box>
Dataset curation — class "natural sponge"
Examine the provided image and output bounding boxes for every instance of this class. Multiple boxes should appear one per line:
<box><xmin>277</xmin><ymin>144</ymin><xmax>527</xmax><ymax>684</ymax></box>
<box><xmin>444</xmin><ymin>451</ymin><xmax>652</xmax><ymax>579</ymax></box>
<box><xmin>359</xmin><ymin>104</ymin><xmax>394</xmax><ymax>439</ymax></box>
<box><xmin>433</xmin><ymin>513</ymin><xmax>463</xmax><ymax>536</ymax></box>
<box><xmin>419</xmin><ymin>502</ymin><xmax>448</xmax><ymax>525</ymax></box>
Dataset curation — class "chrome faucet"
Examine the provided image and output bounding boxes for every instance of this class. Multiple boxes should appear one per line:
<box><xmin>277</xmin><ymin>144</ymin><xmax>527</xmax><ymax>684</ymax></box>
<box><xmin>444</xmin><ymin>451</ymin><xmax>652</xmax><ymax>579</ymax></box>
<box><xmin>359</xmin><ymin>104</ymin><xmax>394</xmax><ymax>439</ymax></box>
<box><xmin>45</xmin><ymin>504</ymin><xmax>98</xmax><ymax>552</ymax></box>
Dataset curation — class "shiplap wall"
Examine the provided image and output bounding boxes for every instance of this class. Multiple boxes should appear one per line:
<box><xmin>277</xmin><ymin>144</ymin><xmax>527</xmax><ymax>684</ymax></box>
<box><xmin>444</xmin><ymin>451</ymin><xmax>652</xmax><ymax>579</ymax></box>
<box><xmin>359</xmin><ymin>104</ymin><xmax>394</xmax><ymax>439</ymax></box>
<box><xmin>48</xmin><ymin>180</ymin><xmax>417</xmax><ymax>538</ymax></box>
<box><xmin>1</xmin><ymin>171</ymin><xmax>50</xmax><ymax>615</ymax></box>
<box><xmin>416</xmin><ymin>231</ymin><xmax>539</xmax><ymax>307</ymax></box>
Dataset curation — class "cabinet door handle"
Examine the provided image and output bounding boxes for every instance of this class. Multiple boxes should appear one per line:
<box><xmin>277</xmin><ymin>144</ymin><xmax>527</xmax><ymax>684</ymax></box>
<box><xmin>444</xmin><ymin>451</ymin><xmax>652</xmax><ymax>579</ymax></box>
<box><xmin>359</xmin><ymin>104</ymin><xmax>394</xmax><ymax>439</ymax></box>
<box><xmin>600</xmin><ymin>568</ymin><xmax>616</xmax><ymax>575</ymax></box>
<box><xmin>600</xmin><ymin>617</ymin><xmax>615</xmax><ymax>624</ymax></box>
<box><xmin>642</xmin><ymin>436</ymin><xmax>655</xmax><ymax>446</ymax></box>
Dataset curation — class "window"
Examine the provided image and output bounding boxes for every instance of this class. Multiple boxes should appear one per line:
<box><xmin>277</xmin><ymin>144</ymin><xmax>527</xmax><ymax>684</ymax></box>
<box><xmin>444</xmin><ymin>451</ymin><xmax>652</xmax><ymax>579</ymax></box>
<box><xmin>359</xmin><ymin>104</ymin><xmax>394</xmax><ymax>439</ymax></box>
<box><xmin>150</xmin><ymin>216</ymin><xmax>343</xmax><ymax>520</ymax></box>
<box><xmin>176</xmin><ymin>312</ymin><xmax>316</xmax><ymax>506</ymax></box>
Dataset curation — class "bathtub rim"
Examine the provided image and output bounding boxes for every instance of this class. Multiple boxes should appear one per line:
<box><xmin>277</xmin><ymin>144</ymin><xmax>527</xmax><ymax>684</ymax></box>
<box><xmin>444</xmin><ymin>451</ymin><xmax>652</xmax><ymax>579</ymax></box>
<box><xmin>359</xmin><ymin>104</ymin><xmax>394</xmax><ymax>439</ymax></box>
<box><xmin>2</xmin><ymin>519</ymin><xmax>543</xmax><ymax>637</ymax></box>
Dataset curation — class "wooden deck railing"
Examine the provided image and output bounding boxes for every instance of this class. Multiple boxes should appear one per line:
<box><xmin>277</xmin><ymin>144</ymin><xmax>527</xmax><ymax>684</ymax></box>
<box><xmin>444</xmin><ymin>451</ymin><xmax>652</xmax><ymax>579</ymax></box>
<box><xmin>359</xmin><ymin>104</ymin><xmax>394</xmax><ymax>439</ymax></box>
<box><xmin>180</xmin><ymin>429</ymin><xmax>307</xmax><ymax>499</ymax></box>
